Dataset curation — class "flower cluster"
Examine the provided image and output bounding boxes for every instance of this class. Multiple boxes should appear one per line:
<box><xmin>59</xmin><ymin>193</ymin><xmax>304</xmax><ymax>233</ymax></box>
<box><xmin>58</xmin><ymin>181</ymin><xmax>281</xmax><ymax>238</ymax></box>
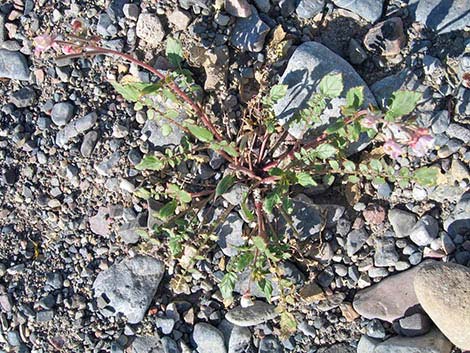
<box><xmin>360</xmin><ymin>111</ymin><xmax>434</xmax><ymax>160</ymax></box>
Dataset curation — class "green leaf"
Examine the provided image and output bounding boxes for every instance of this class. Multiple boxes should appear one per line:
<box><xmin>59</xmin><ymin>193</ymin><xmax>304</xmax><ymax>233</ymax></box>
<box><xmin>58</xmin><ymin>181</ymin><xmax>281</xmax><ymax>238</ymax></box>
<box><xmin>413</xmin><ymin>167</ymin><xmax>439</xmax><ymax>187</ymax></box>
<box><xmin>323</xmin><ymin>174</ymin><xmax>335</xmax><ymax>185</ymax></box>
<box><xmin>111</xmin><ymin>81</ymin><xmax>160</xmax><ymax>102</ymax></box>
<box><xmin>235</xmin><ymin>252</ymin><xmax>254</xmax><ymax>271</ymax></box>
<box><xmin>258</xmin><ymin>279</ymin><xmax>273</xmax><ymax>302</ymax></box>
<box><xmin>296</xmin><ymin>172</ymin><xmax>317</xmax><ymax>187</ymax></box>
<box><xmin>161</xmin><ymin>123</ymin><xmax>173</xmax><ymax>137</ymax></box>
<box><xmin>326</xmin><ymin>120</ymin><xmax>345</xmax><ymax>134</ymax></box>
<box><xmin>373</xmin><ymin>176</ymin><xmax>386</xmax><ymax>184</ymax></box>
<box><xmin>263</xmin><ymin>191</ymin><xmax>281</xmax><ymax>214</ymax></box>
<box><xmin>319</xmin><ymin>73</ymin><xmax>344</xmax><ymax>98</ymax></box>
<box><xmin>134</xmin><ymin>188</ymin><xmax>152</xmax><ymax>200</ymax></box>
<box><xmin>269</xmin><ymin>84</ymin><xmax>288</xmax><ymax>102</ymax></box>
<box><xmin>158</xmin><ymin>200</ymin><xmax>177</xmax><ymax>219</ymax></box>
<box><xmin>166</xmin><ymin>37</ymin><xmax>184</xmax><ymax>67</ymax></box>
<box><xmin>346</xmin><ymin>86</ymin><xmax>364</xmax><ymax>108</ymax></box>
<box><xmin>348</xmin><ymin>175</ymin><xmax>360</xmax><ymax>183</ymax></box>
<box><xmin>165</xmin><ymin>109</ymin><xmax>179</xmax><ymax>120</ymax></box>
<box><xmin>252</xmin><ymin>236</ymin><xmax>267</xmax><ymax>252</ymax></box>
<box><xmin>186</xmin><ymin>124</ymin><xmax>214</xmax><ymax>142</ymax></box>
<box><xmin>329</xmin><ymin>160</ymin><xmax>340</xmax><ymax>170</ymax></box>
<box><xmin>167</xmin><ymin>184</ymin><xmax>192</xmax><ymax>203</ymax></box>
<box><xmin>314</xmin><ymin>144</ymin><xmax>337</xmax><ymax>159</ymax></box>
<box><xmin>386</xmin><ymin>91</ymin><xmax>422</xmax><ymax>120</ymax></box>
<box><xmin>241</xmin><ymin>193</ymin><xmax>255</xmax><ymax>222</ymax></box>
<box><xmin>343</xmin><ymin>160</ymin><xmax>356</xmax><ymax>172</ymax></box>
<box><xmin>220</xmin><ymin>272</ymin><xmax>237</xmax><ymax>300</ymax></box>
<box><xmin>216</xmin><ymin>175</ymin><xmax>236</xmax><ymax>197</ymax></box>
<box><xmin>136</xmin><ymin>155</ymin><xmax>165</xmax><ymax>171</ymax></box>
<box><xmin>369</xmin><ymin>159</ymin><xmax>383</xmax><ymax>172</ymax></box>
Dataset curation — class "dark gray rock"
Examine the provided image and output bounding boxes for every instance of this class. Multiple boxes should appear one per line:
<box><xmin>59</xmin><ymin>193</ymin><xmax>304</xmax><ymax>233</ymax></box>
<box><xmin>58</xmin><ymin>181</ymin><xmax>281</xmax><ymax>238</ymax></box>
<box><xmin>456</xmin><ymin>87</ymin><xmax>469</xmax><ymax>118</ymax></box>
<box><xmin>193</xmin><ymin>323</ymin><xmax>227</xmax><ymax>353</ymax></box>
<box><xmin>444</xmin><ymin>192</ymin><xmax>470</xmax><ymax>237</ymax></box>
<box><xmin>230</xmin><ymin>6</ymin><xmax>270</xmax><ymax>52</ymax></box>
<box><xmin>317</xmin><ymin>343</ymin><xmax>355</xmax><ymax>353</ymax></box>
<box><xmin>388</xmin><ymin>208</ymin><xmax>417</xmax><ymax>238</ymax></box>
<box><xmin>409</xmin><ymin>215</ymin><xmax>439</xmax><ymax>246</ymax></box>
<box><xmin>374</xmin><ymin>328</ymin><xmax>452</xmax><ymax>353</ymax></box>
<box><xmin>357</xmin><ymin>335</ymin><xmax>380</xmax><ymax>353</ymax></box>
<box><xmin>228</xmin><ymin>326</ymin><xmax>251</xmax><ymax>353</ymax></box>
<box><xmin>348</xmin><ymin>38</ymin><xmax>368</xmax><ymax>65</ymax></box>
<box><xmin>56</xmin><ymin>112</ymin><xmax>98</xmax><ymax>147</ymax></box>
<box><xmin>258</xmin><ymin>336</ymin><xmax>282</xmax><ymax>353</ymax></box>
<box><xmin>226</xmin><ymin>301</ymin><xmax>277</xmax><ymax>327</ymax></box>
<box><xmin>408</xmin><ymin>0</ymin><xmax>470</xmax><ymax>34</ymax></box>
<box><xmin>296</xmin><ymin>0</ymin><xmax>325</xmax><ymax>19</ymax></box>
<box><xmin>10</xmin><ymin>87</ymin><xmax>36</xmax><ymax>107</ymax></box>
<box><xmin>131</xmin><ymin>335</ymin><xmax>166</xmax><ymax>353</ymax></box>
<box><xmin>374</xmin><ymin>236</ymin><xmax>399</xmax><ymax>267</ymax></box>
<box><xmin>332</xmin><ymin>0</ymin><xmax>384</xmax><ymax>22</ymax></box>
<box><xmin>0</xmin><ymin>49</ymin><xmax>29</xmax><ymax>80</ymax></box>
<box><xmin>273</xmin><ymin>41</ymin><xmax>376</xmax><ymax>153</ymax></box>
<box><xmin>118</xmin><ymin>213</ymin><xmax>147</xmax><ymax>244</ymax></box>
<box><xmin>80</xmin><ymin>130</ymin><xmax>99</xmax><ymax>157</ymax></box>
<box><xmin>397</xmin><ymin>313</ymin><xmax>432</xmax><ymax>337</ymax></box>
<box><xmin>51</xmin><ymin>102</ymin><xmax>75</xmax><ymax>126</ymax></box>
<box><xmin>93</xmin><ymin>255</ymin><xmax>164</xmax><ymax>324</ymax></box>
<box><xmin>215</xmin><ymin>211</ymin><xmax>244</xmax><ymax>257</ymax></box>
<box><xmin>346</xmin><ymin>229</ymin><xmax>369</xmax><ymax>256</ymax></box>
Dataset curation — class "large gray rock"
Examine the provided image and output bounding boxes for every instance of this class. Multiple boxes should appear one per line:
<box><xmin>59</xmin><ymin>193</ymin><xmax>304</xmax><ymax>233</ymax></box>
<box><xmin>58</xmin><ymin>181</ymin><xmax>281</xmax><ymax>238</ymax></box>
<box><xmin>374</xmin><ymin>328</ymin><xmax>452</xmax><ymax>353</ymax></box>
<box><xmin>332</xmin><ymin>0</ymin><xmax>384</xmax><ymax>22</ymax></box>
<box><xmin>93</xmin><ymin>255</ymin><xmax>164</xmax><ymax>324</ymax></box>
<box><xmin>228</xmin><ymin>326</ymin><xmax>251</xmax><ymax>353</ymax></box>
<box><xmin>0</xmin><ymin>49</ymin><xmax>29</xmax><ymax>80</ymax></box>
<box><xmin>230</xmin><ymin>6</ymin><xmax>269</xmax><ymax>52</ymax></box>
<box><xmin>408</xmin><ymin>0</ymin><xmax>470</xmax><ymax>33</ymax></box>
<box><xmin>225</xmin><ymin>301</ymin><xmax>278</xmax><ymax>327</ymax></box>
<box><xmin>414</xmin><ymin>262</ymin><xmax>470</xmax><ymax>350</ymax></box>
<box><xmin>409</xmin><ymin>215</ymin><xmax>439</xmax><ymax>246</ymax></box>
<box><xmin>56</xmin><ymin>112</ymin><xmax>98</xmax><ymax>147</ymax></box>
<box><xmin>136</xmin><ymin>13</ymin><xmax>165</xmax><ymax>47</ymax></box>
<box><xmin>296</xmin><ymin>0</ymin><xmax>325</xmax><ymax>19</ymax></box>
<box><xmin>273</xmin><ymin>42</ymin><xmax>376</xmax><ymax>153</ymax></box>
<box><xmin>216</xmin><ymin>211</ymin><xmax>245</xmax><ymax>257</ymax></box>
<box><xmin>51</xmin><ymin>102</ymin><xmax>75</xmax><ymax>126</ymax></box>
<box><xmin>388</xmin><ymin>208</ymin><xmax>417</xmax><ymax>238</ymax></box>
<box><xmin>193</xmin><ymin>323</ymin><xmax>227</xmax><ymax>353</ymax></box>
<box><xmin>346</xmin><ymin>229</ymin><xmax>369</xmax><ymax>256</ymax></box>
<box><xmin>353</xmin><ymin>263</ymin><xmax>431</xmax><ymax>322</ymax></box>
<box><xmin>374</xmin><ymin>237</ymin><xmax>399</xmax><ymax>267</ymax></box>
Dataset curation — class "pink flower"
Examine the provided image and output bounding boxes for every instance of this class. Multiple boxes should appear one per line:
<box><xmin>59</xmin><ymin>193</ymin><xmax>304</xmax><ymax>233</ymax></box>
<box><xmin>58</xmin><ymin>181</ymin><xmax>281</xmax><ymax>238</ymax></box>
<box><xmin>71</xmin><ymin>19</ymin><xmax>84</xmax><ymax>34</ymax></box>
<box><xmin>383</xmin><ymin>139</ymin><xmax>404</xmax><ymax>159</ymax></box>
<box><xmin>33</xmin><ymin>34</ymin><xmax>57</xmax><ymax>57</ymax></box>
<box><xmin>61</xmin><ymin>45</ymin><xmax>82</xmax><ymax>55</ymax></box>
<box><xmin>409</xmin><ymin>128</ymin><xmax>434</xmax><ymax>157</ymax></box>
<box><xmin>361</xmin><ymin>114</ymin><xmax>378</xmax><ymax>129</ymax></box>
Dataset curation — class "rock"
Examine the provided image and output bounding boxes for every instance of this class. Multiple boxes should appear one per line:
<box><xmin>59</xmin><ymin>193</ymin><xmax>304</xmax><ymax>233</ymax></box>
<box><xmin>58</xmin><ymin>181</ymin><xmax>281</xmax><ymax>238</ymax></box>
<box><xmin>357</xmin><ymin>335</ymin><xmax>380</xmax><ymax>353</ymax></box>
<box><xmin>118</xmin><ymin>213</ymin><xmax>147</xmax><ymax>244</ymax></box>
<box><xmin>56</xmin><ymin>112</ymin><xmax>98</xmax><ymax>147</ymax></box>
<box><xmin>414</xmin><ymin>262</ymin><xmax>470</xmax><ymax>350</ymax></box>
<box><xmin>202</xmin><ymin>45</ymin><xmax>229</xmax><ymax>91</ymax></box>
<box><xmin>388</xmin><ymin>208</ymin><xmax>417</xmax><ymax>238</ymax></box>
<box><xmin>374</xmin><ymin>236</ymin><xmax>399</xmax><ymax>267</ymax></box>
<box><xmin>51</xmin><ymin>102</ymin><xmax>75</xmax><ymax>126</ymax></box>
<box><xmin>80</xmin><ymin>130</ymin><xmax>99</xmax><ymax>157</ymax></box>
<box><xmin>0</xmin><ymin>49</ymin><xmax>29</xmax><ymax>80</ymax></box>
<box><xmin>332</xmin><ymin>0</ymin><xmax>384</xmax><ymax>23</ymax></box>
<box><xmin>230</xmin><ymin>6</ymin><xmax>270</xmax><ymax>52</ymax></box>
<box><xmin>222</xmin><ymin>184</ymin><xmax>249</xmax><ymax>206</ymax></box>
<box><xmin>444</xmin><ymin>192</ymin><xmax>470</xmax><ymax>237</ymax></box>
<box><xmin>258</xmin><ymin>336</ymin><xmax>282</xmax><ymax>353</ymax></box>
<box><xmin>446</xmin><ymin>123</ymin><xmax>470</xmax><ymax>142</ymax></box>
<box><xmin>348</xmin><ymin>38</ymin><xmax>368</xmax><ymax>65</ymax></box>
<box><xmin>317</xmin><ymin>343</ymin><xmax>355</xmax><ymax>353</ymax></box>
<box><xmin>279</xmin><ymin>0</ymin><xmax>300</xmax><ymax>16</ymax></box>
<box><xmin>215</xmin><ymin>211</ymin><xmax>244</xmax><ymax>257</ymax></box>
<box><xmin>225</xmin><ymin>301</ymin><xmax>278</xmax><ymax>326</ymax></box>
<box><xmin>10</xmin><ymin>86</ymin><xmax>36</xmax><ymax>107</ymax></box>
<box><xmin>97</xmin><ymin>13</ymin><xmax>117</xmax><ymax>37</ymax></box>
<box><xmin>273</xmin><ymin>42</ymin><xmax>376</xmax><ymax>152</ymax></box>
<box><xmin>296</xmin><ymin>0</ymin><xmax>325</xmax><ymax>19</ymax></box>
<box><xmin>136</xmin><ymin>13</ymin><xmax>165</xmax><ymax>47</ymax></box>
<box><xmin>193</xmin><ymin>323</ymin><xmax>227</xmax><ymax>353</ymax></box>
<box><xmin>228</xmin><ymin>326</ymin><xmax>251</xmax><ymax>353</ymax></box>
<box><xmin>364</xmin><ymin>17</ymin><xmax>406</xmax><ymax>56</ymax></box>
<box><xmin>353</xmin><ymin>263</ymin><xmax>430</xmax><ymax>322</ymax></box>
<box><xmin>374</xmin><ymin>328</ymin><xmax>452</xmax><ymax>353</ymax></box>
<box><xmin>254</xmin><ymin>0</ymin><xmax>271</xmax><ymax>12</ymax></box>
<box><xmin>408</xmin><ymin>0</ymin><xmax>470</xmax><ymax>33</ymax></box>
<box><xmin>167</xmin><ymin>10</ymin><xmax>192</xmax><ymax>31</ymax></box>
<box><xmin>409</xmin><ymin>215</ymin><xmax>439</xmax><ymax>246</ymax></box>
<box><xmin>363</xmin><ymin>204</ymin><xmax>386</xmax><ymax>225</ymax></box>
<box><xmin>225</xmin><ymin>0</ymin><xmax>252</xmax><ymax>17</ymax></box>
<box><xmin>93</xmin><ymin>255</ymin><xmax>164</xmax><ymax>324</ymax></box>
<box><xmin>397</xmin><ymin>313</ymin><xmax>432</xmax><ymax>337</ymax></box>
<box><xmin>346</xmin><ymin>229</ymin><xmax>369</xmax><ymax>256</ymax></box>
<box><xmin>123</xmin><ymin>3</ymin><xmax>140</xmax><ymax>20</ymax></box>
<box><xmin>131</xmin><ymin>335</ymin><xmax>165</xmax><ymax>353</ymax></box>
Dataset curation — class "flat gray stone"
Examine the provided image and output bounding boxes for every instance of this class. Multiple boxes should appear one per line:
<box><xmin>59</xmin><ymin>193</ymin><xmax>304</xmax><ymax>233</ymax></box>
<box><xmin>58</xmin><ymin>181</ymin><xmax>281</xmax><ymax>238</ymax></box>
<box><xmin>273</xmin><ymin>41</ymin><xmax>376</xmax><ymax>153</ymax></box>
<box><xmin>228</xmin><ymin>326</ymin><xmax>251</xmax><ymax>353</ymax></box>
<box><xmin>296</xmin><ymin>0</ymin><xmax>325</xmax><ymax>19</ymax></box>
<box><xmin>10</xmin><ymin>87</ymin><xmax>36</xmax><ymax>107</ymax></box>
<box><xmin>226</xmin><ymin>301</ymin><xmax>278</xmax><ymax>327</ymax></box>
<box><xmin>216</xmin><ymin>211</ymin><xmax>244</xmax><ymax>257</ymax></box>
<box><xmin>357</xmin><ymin>335</ymin><xmax>380</xmax><ymax>353</ymax></box>
<box><xmin>193</xmin><ymin>323</ymin><xmax>227</xmax><ymax>353</ymax></box>
<box><xmin>93</xmin><ymin>255</ymin><xmax>164</xmax><ymax>324</ymax></box>
<box><xmin>332</xmin><ymin>0</ymin><xmax>384</xmax><ymax>22</ymax></box>
<box><xmin>56</xmin><ymin>112</ymin><xmax>98</xmax><ymax>147</ymax></box>
<box><xmin>0</xmin><ymin>49</ymin><xmax>29</xmax><ymax>80</ymax></box>
<box><xmin>409</xmin><ymin>215</ymin><xmax>439</xmax><ymax>246</ymax></box>
<box><xmin>230</xmin><ymin>6</ymin><xmax>270</xmax><ymax>52</ymax></box>
<box><xmin>353</xmin><ymin>262</ymin><xmax>432</xmax><ymax>322</ymax></box>
<box><xmin>131</xmin><ymin>335</ymin><xmax>164</xmax><ymax>353</ymax></box>
<box><xmin>388</xmin><ymin>209</ymin><xmax>417</xmax><ymax>238</ymax></box>
<box><xmin>346</xmin><ymin>229</ymin><xmax>369</xmax><ymax>256</ymax></box>
<box><xmin>51</xmin><ymin>102</ymin><xmax>75</xmax><ymax>126</ymax></box>
<box><xmin>374</xmin><ymin>328</ymin><xmax>452</xmax><ymax>353</ymax></box>
<box><xmin>444</xmin><ymin>191</ymin><xmax>470</xmax><ymax>237</ymax></box>
<box><xmin>409</xmin><ymin>0</ymin><xmax>470</xmax><ymax>33</ymax></box>
<box><xmin>136</xmin><ymin>13</ymin><xmax>165</xmax><ymax>47</ymax></box>
<box><xmin>374</xmin><ymin>237</ymin><xmax>399</xmax><ymax>267</ymax></box>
